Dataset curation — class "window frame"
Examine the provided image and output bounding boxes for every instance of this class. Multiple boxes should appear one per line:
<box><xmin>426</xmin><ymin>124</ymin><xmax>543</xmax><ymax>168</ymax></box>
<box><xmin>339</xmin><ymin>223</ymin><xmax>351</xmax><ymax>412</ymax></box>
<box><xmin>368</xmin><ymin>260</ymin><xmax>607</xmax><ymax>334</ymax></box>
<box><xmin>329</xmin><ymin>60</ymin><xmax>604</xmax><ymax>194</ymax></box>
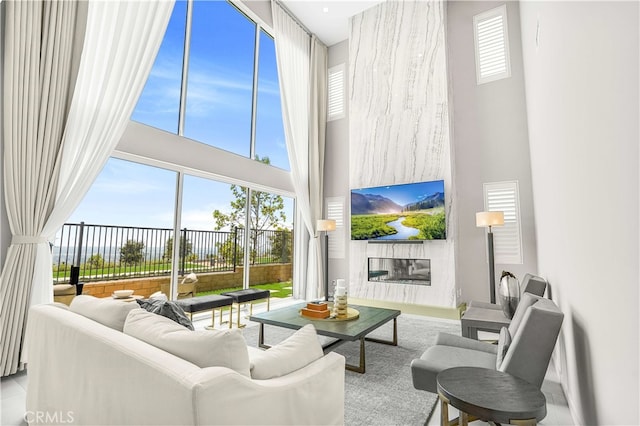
<box><xmin>473</xmin><ymin>4</ymin><xmax>512</xmax><ymax>85</ymax></box>
<box><xmin>483</xmin><ymin>180</ymin><xmax>523</xmax><ymax>265</ymax></box>
<box><xmin>327</xmin><ymin>64</ymin><xmax>346</xmax><ymax>121</ymax></box>
<box><xmin>134</xmin><ymin>0</ymin><xmax>288</xmax><ymax>169</ymax></box>
<box><xmin>325</xmin><ymin>196</ymin><xmax>346</xmax><ymax>259</ymax></box>
<box><xmin>113</xmin><ymin>0</ymin><xmax>295</xmax><ymax>295</ymax></box>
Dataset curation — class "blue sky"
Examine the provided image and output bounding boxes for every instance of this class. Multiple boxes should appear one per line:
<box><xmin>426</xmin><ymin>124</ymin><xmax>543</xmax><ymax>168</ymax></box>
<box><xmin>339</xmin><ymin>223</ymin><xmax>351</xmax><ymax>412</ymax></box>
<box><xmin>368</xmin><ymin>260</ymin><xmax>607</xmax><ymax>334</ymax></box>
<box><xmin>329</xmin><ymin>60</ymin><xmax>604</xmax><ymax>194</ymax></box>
<box><xmin>351</xmin><ymin>180</ymin><xmax>445</xmax><ymax>206</ymax></box>
<box><xmin>68</xmin><ymin>1</ymin><xmax>292</xmax><ymax>233</ymax></box>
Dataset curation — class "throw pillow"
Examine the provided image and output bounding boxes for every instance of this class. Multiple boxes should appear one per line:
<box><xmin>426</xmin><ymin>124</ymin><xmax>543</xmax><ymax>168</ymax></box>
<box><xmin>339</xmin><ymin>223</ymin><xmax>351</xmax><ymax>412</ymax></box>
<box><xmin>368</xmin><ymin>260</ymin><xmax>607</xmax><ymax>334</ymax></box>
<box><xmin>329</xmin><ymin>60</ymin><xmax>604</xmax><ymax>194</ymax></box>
<box><xmin>136</xmin><ymin>298</ymin><xmax>194</xmax><ymax>330</ymax></box>
<box><xmin>70</xmin><ymin>295</ymin><xmax>138</xmax><ymax>331</ymax></box>
<box><xmin>149</xmin><ymin>291</ymin><xmax>168</xmax><ymax>301</ymax></box>
<box><xmin>123</xmin><ymin>308</ymin><xmax>251</xmax><ymax>377</ymax></box>
<box><xmin>249</xmin><ymin>324</ymin><xmax>324</xmax><ymax>380</ymax></box>
<box><xmin>496</xmin><ymin>326</ymin><xmax>512</xmax><ymax>369</ymax></box>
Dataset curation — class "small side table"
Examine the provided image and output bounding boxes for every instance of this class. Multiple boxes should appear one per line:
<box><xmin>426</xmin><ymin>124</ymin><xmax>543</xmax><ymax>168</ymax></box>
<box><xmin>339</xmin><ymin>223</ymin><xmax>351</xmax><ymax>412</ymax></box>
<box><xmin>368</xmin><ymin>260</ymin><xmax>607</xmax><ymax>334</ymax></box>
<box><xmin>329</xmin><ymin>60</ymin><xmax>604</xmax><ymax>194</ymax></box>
<box><xmin>461</xmin><ymin>306</ymin><xmax>511</xmax><ymax>339</ymax></box>
<box><xmin>437</xmin><ymin>367</ymin><xmax>546</xmax><ymax>426</ymax></box>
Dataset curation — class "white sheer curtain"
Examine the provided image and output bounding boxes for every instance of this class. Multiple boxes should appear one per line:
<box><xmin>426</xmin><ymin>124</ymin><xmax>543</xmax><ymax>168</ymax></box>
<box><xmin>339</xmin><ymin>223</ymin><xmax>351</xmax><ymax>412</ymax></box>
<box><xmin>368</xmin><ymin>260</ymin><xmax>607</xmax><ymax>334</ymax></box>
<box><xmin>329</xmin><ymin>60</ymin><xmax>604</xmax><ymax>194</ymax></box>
<box><xmin>0</xmin><ymin>0</ymin><xmax>174</xmax><ymax>376</ymax></box>
<box><xmin>272</xmin><ymin>1</ymin><xmax>328</xmax><ymax>300</ymax></box>
<box><xmin>309</xmin><ymin>36</ymin><xmax>328</xmax><ymax>296</ymax></box>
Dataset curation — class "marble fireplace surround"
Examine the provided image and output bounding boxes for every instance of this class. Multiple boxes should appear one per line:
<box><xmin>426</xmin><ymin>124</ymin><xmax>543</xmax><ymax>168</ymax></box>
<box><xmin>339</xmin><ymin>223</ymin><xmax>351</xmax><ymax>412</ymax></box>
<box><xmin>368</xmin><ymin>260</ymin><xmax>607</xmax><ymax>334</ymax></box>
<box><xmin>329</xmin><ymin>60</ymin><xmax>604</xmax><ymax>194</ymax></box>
<box><xmin>368</xmin><ymin>257</ymin><xmax>431</xmax><ymax>286</ymax></box>
<box><xmin>348</xmin><ymin>0</ymin><xmax>456</xmax><ymax>308</ymax></box>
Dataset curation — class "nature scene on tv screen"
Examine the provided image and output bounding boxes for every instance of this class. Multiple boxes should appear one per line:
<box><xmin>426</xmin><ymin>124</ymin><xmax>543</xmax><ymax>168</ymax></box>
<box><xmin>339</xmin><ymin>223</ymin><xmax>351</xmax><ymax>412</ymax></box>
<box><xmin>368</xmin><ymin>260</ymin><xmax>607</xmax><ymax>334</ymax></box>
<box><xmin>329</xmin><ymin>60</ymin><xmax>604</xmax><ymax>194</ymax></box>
<box><xmin>351</xmin><ymin>180</ymin><xmax>446</xmax><ymax>241</ymax></box>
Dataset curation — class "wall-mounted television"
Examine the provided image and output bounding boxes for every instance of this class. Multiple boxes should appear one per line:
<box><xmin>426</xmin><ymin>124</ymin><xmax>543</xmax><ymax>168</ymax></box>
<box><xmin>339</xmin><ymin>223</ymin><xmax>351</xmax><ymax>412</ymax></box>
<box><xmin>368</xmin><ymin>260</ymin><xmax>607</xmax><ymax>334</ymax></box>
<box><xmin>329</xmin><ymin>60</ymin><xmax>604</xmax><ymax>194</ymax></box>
<box><xmin>350</xmin><ymin>180</ymin><xmax>446</xmax><ymax>241</ymax></box>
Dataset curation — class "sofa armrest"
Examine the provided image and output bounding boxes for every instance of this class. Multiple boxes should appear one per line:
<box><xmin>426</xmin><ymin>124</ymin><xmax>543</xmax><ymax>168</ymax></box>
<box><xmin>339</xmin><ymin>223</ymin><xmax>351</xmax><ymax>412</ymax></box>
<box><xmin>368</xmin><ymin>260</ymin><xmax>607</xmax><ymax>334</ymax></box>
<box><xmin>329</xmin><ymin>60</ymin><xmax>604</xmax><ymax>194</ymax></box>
<box><xmin>434</xmin><ymin>332</ymin><xmax>498</xmax><ymax>354</ymax></box>
<box><xmin>191</xmin><ymin>352</ymin><xmax>346</xmax><ymax>425</ymax></box>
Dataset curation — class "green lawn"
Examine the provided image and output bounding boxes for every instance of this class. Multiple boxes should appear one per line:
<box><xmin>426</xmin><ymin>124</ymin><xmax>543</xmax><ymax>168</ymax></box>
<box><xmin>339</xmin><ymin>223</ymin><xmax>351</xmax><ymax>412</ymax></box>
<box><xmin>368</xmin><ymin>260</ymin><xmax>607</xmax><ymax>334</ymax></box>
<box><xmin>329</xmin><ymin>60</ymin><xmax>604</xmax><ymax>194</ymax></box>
<box><xmin>196</xmin><ymin>281</ymin><xmax>293</xmax><ymax>298</ymax></box>
<box><xmin>54</xmin><ymin>262</ymin><xmax>187</xmax><ymax>279</ymax></box>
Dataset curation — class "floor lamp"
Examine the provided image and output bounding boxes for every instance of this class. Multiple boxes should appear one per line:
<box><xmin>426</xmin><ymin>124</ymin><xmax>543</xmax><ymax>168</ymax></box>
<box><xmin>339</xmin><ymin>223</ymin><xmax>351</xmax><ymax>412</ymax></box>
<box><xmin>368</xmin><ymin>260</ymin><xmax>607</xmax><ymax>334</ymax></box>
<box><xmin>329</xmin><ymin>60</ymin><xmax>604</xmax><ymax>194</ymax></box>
<box><xmin>317</xmin><ymin>219</ymin><xmax>336</xmax><ymax>301</ymax></box>
<box><xmin>476</xmin><ymin>211</ymin><xmax>504</xmax><ymax>304</ymax></box>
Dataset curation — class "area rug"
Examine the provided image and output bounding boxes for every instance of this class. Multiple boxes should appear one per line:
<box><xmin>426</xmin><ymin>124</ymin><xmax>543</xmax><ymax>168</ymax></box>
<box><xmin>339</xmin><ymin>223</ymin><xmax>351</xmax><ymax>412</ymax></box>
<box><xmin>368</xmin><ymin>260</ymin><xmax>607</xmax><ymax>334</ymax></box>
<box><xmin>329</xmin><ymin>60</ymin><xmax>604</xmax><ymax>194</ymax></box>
<box><xmin>241</xmin><ymin>313</ymin><xmax>461</xmax><ymax>426</ymax></box>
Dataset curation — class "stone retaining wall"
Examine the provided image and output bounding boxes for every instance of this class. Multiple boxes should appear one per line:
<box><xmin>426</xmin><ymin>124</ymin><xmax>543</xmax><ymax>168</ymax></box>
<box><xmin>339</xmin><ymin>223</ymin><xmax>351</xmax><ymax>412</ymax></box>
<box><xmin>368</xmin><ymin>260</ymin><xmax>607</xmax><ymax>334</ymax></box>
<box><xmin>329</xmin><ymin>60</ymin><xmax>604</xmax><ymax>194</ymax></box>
<box><xmin>80</xmin><ymin>263</ymin><xmax>292</xmax><ymax>299</ymax></box>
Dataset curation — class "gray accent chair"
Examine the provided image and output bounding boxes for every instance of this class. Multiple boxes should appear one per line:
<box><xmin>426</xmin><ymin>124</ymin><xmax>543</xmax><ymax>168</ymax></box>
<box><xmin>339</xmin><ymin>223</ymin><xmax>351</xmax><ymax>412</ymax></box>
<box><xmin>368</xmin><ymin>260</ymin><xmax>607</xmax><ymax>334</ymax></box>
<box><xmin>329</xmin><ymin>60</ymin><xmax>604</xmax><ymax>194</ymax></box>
<box><xmin>411</xmin><ymin>293</ymin><xmax>564</xmax><ymax>393</ymax></box>
<box><xmin>468</xmin><ymin>272</ymin><xmax>548</xmax><ymax>311</ymax></box>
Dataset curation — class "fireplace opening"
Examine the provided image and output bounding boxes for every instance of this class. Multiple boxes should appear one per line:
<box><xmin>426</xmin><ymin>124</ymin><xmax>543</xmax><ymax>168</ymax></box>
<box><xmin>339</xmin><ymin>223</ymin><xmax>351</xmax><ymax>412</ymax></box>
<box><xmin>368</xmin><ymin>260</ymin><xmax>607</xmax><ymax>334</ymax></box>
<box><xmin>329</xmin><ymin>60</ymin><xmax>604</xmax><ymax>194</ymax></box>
<box><xmin>368</xmin><ymin>257</ymin><xmax>431</xmax><ymax>286</ymax></box>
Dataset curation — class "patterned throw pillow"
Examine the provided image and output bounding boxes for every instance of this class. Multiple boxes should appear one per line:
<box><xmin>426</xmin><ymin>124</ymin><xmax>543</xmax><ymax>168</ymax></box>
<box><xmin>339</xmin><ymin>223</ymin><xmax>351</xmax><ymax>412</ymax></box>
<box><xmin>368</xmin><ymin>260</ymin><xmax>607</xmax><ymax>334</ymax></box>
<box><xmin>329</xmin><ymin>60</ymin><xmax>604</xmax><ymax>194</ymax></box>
<box><xmin>136</xmin><ymin>298</ymin><xmax>194</xmax><ymax>330</ymax></box>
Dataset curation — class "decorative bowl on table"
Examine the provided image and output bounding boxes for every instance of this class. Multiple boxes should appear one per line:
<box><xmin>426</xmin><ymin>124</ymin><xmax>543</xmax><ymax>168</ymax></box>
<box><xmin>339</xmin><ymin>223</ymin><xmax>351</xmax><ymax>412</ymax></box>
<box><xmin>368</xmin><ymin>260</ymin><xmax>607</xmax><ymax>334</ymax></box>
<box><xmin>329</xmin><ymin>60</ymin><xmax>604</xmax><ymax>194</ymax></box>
<box><xmin>113</xmin><ymin>289</ymin><xmax>134</xmax><ymax>299</ymax></box>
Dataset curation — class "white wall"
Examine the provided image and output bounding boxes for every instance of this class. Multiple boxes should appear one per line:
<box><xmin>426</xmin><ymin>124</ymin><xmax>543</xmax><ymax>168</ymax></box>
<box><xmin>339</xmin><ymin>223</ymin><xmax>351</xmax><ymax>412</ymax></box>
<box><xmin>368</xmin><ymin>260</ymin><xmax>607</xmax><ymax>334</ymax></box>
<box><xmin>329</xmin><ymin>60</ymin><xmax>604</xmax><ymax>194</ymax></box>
<box><xmin>446</xmin><ymin>1</ymin><xmax>538</xmax><ymax>304</ymax></box>
<box><xmin>325</xmin><ymin>40</ymin><xmax>351</xmax><ymax>286</ymax></box>
<box><xmin>519</xmin><ymin>1</ymin><xmax>639</xmax><ymax>423</ymax></box>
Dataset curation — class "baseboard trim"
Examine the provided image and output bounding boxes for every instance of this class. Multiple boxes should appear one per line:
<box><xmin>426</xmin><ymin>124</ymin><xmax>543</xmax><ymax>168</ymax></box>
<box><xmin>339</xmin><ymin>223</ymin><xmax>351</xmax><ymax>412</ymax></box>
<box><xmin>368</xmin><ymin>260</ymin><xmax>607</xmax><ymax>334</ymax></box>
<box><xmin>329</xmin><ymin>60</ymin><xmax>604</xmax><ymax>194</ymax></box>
<box><xmin>348</xmin><ymin>297</ymin><xmax>461</xmax><ymax>320</ymax></box>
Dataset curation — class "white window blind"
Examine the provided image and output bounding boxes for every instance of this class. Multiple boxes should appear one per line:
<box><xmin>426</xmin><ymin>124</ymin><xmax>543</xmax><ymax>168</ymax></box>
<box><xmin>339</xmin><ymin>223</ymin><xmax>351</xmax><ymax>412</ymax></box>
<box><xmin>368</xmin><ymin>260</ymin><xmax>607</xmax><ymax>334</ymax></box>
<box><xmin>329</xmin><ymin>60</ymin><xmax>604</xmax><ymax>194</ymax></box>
<box><xmin>473</xmin><ymin>5</ymin><xmax>511</xmax><ymax>85</ymax></box>
<box><xmin>327</xmin><ymin>64</ymin><xmax>345</xmax><ymax>121</ymax></box>
<box><xmin>483</xmin><ymin>181</ymin><xmax>523</xmax><ymax>264</ymax></box>
<box><xmin>325</xmin><ymin>197</ymin><xmax>345</xmax><ymax>258</ymax></box>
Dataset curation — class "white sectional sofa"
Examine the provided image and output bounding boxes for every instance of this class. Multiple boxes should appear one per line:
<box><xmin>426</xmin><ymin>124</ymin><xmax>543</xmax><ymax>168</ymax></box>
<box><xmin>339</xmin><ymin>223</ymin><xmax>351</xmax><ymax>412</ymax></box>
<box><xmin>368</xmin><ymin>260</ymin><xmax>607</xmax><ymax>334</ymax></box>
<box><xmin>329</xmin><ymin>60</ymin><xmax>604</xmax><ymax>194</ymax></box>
<box><xmin>24</xmin><ymin>297</ymin><xmax>345</xmax><ymax>425</ymax></box>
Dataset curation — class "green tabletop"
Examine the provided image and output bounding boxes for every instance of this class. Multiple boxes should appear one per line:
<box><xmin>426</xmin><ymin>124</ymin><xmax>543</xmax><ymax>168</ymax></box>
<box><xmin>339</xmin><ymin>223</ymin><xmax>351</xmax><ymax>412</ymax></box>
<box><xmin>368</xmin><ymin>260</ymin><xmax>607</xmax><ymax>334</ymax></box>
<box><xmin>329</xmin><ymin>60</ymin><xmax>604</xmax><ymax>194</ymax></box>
<box><xmin>250</xmin><ymin>302</ymin><xmax>400</xmax><ymax>341</ymax></box>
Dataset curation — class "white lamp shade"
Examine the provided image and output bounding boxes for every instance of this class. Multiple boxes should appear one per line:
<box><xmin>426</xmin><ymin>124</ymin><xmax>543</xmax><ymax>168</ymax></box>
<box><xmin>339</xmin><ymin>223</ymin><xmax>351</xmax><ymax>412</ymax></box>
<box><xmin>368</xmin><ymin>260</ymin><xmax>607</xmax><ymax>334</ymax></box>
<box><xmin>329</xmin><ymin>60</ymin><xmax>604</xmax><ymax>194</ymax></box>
<box><xmin>476</xmin><ymin>211</ymin><xmax>505</xmax><ymax>228</ymax></box>
<box><xmin>317</xmin><ymin>219</ymin><xmax>337</xmax><ymax>232</ymax></box>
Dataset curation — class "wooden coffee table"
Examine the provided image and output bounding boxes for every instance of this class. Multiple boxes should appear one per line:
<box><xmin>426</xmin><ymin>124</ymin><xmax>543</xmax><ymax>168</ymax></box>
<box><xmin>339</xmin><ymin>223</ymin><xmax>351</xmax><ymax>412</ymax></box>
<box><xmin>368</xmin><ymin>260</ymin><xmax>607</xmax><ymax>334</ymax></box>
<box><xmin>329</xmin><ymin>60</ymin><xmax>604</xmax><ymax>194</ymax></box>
<box><xmin>249</xmin><ymin>303</ymin><xmax>400</xmax><ymax>373</ymax></box>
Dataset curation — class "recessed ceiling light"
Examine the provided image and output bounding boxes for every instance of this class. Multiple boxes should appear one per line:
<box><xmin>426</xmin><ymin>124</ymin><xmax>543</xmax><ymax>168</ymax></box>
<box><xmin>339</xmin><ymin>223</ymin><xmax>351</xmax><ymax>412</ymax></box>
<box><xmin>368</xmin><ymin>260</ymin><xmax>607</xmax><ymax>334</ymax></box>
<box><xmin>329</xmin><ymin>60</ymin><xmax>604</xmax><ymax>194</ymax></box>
<box><xmin>323</xmin><ymin>7</ymin><xmax>329</xmax><ymax>13</ymax></box>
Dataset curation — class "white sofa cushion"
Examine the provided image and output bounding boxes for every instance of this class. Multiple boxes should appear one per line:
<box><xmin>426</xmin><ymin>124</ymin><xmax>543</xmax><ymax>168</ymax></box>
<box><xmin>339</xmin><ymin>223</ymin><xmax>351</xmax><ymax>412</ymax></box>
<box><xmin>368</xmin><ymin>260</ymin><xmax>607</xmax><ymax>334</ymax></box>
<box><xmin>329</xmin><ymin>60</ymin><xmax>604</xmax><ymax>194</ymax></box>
<box><xmin>70</xmin><ymin>295</ymin><xmax>138</xmax><ymax>331</ymax></box>
<box><xmin>249</xmin><ymin>324</ymin><xmax>324</xmax><ymax>380</ymax></box>
<box><xmin>123</xmin><ymin>308</ymin><xmax>250</xmax><ymax>377</ymax></box>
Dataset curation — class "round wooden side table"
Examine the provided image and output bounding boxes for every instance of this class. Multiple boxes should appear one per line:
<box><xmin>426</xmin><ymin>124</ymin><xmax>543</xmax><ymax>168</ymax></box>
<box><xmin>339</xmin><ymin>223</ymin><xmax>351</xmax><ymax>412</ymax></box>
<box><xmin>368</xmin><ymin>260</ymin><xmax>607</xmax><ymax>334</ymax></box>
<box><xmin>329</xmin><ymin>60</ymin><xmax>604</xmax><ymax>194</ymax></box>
<box><xmin>437</xmin><ymin>367</ymin><xmax>546</xmax><ymax>426</ymax></box>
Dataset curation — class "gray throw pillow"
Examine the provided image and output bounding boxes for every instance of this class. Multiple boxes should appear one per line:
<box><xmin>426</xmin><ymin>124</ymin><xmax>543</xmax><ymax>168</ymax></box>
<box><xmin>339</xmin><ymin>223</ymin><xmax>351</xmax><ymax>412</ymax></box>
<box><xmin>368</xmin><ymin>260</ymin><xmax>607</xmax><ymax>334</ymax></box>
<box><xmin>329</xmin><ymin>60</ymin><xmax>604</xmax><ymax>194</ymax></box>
<box><xmin>136</xmin><ymin>298</ymin><xmax>194</xmax><ymax>330</ymax></box>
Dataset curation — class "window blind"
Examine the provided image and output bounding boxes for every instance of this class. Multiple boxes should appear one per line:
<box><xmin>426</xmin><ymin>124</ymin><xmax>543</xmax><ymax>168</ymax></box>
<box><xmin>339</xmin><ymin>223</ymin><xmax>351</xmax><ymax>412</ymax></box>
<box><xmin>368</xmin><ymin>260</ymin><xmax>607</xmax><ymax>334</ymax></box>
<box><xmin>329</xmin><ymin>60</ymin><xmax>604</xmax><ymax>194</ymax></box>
<box><xmin>473</xmin><ymin>5</ymin><xmax>511</xmax><ymax>85</ymax></box>
<box><xmin>484</xmin><ymin>181</ymin><xmax>523</xmax><ymax>264</ymax></box>
<box><xmin>325</xmin><ymin>197</ymin><xmax>345</xmax><ymax>258</ymax></box>
<box><xmin>327</xmin><ymin>64</ymin><xmax>345</xmax><ymax>121</ymax></box>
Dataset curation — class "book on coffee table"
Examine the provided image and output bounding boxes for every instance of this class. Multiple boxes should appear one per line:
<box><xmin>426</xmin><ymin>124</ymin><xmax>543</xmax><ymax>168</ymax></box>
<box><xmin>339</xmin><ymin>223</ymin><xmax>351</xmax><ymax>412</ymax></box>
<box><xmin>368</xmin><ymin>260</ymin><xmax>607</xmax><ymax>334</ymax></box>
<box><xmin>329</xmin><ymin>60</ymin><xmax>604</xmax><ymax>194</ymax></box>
<box><xmin>301</xmin><ymin>301</ymin><xmax>330</xmax><ymax>318</ymax></box>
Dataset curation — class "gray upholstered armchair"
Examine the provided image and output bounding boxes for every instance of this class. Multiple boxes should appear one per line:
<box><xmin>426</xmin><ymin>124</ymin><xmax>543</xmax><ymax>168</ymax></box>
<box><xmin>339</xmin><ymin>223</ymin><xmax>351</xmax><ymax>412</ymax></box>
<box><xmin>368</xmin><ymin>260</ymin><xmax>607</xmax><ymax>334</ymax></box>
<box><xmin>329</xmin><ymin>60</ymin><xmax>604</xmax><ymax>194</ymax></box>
<box><xmin>411</xmin><ymin>293</ymin><xmax>564</xmax><ymax>393</ymax></box>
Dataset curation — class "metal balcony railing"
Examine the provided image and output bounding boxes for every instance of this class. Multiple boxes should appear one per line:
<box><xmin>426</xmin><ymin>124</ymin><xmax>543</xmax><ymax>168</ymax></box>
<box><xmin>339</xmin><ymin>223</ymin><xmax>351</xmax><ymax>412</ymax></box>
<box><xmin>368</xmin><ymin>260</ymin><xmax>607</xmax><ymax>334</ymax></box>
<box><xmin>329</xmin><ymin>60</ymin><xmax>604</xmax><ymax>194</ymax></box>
<box><xmin>53</xmin><ymin>222</ymin><xmax>292</xmax><ymax>283</ymax></box>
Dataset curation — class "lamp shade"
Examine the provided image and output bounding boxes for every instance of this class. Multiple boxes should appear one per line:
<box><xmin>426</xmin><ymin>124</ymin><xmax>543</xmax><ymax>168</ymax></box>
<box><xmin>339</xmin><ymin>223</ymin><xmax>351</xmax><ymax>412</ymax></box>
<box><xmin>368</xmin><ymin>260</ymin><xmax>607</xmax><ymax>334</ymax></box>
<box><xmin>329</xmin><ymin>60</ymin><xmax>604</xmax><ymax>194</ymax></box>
<box><xmin>476</xmin><ymin>211</ymin><xmax>504</xmax><ymax>228</ymax></box>
<box><xmin>317</xmin><ymin>219</ymin><xmax>336</xmax><ymax>232</ymax></box>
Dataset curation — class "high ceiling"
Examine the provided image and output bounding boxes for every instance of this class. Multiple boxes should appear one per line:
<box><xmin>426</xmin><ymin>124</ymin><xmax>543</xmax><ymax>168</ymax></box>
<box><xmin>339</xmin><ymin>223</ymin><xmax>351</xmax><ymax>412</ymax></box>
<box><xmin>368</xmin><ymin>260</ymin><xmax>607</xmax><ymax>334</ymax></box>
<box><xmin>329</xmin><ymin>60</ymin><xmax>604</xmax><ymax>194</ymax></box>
<box><xmin>280</xmin><ymin>0</ymin><xmax>384</xmax><ymax>46</ymax></box>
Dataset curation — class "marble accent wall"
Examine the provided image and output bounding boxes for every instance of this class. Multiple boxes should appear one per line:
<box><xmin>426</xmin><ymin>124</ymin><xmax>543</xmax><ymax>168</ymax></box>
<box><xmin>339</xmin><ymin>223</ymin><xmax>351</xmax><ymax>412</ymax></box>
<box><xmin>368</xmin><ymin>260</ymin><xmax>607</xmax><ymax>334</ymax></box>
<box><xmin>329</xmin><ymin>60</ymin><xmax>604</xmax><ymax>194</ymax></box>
<box><xmin>348</xmin><ymin>0</ymin><xmax>456</xmax><ymax>307</ymax></box>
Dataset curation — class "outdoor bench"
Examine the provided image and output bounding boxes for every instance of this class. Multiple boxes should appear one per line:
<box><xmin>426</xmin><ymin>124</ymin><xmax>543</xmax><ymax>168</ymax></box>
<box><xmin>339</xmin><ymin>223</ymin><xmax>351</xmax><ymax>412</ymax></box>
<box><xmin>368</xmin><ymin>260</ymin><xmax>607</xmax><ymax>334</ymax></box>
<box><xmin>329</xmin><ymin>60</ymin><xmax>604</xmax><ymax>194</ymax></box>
<box><xmin>175</xmin><ymin>294</ymin><xmax>234</xmax><ymax>329</ymax></box>
<box><xmin>221</xmin><ymin>289</ymin><xmax>271</xmax><ymax>328</ymax></box>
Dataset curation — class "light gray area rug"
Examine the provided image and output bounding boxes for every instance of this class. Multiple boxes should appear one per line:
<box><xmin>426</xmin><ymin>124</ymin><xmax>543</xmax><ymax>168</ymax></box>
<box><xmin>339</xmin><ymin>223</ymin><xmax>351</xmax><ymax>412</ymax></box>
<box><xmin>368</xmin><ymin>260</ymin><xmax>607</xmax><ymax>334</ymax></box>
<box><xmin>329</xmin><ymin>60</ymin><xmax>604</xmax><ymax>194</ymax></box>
<box><xmin>241</xmin><ymin>314</ymin><xmax>461</xmax><ymax>426</ymax></box>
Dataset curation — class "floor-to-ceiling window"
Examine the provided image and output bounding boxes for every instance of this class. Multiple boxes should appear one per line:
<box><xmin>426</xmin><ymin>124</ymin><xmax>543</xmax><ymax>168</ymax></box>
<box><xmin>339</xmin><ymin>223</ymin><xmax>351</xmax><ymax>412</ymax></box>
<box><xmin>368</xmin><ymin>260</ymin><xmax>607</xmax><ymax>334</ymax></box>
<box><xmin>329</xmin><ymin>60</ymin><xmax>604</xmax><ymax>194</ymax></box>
<box><xmin>59</xmin><ymin>0</ymin><xmax>294</xmax><ymax>298</ymax></box>
<box><xmin>132</xmin><ymin>0</ymin><xmax>289</xmax><ymax>171</ymax></box>
<box><xmin>53</xmin><ymin>158</ymin><xmax>177</xmax><ymax>284</ymax></box>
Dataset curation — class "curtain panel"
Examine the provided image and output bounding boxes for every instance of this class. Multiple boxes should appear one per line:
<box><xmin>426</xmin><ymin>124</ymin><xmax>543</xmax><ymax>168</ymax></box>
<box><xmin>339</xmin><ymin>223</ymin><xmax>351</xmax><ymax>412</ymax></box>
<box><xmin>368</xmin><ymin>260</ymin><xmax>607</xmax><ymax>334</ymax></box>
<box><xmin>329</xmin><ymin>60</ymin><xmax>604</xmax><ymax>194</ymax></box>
<box><xmin>272</xmin><ymin>1</ymin><xmax>328</xmax><ymax>301</ymax></box>
<box><xmin>1</xmin><ymin>0</ymin><xmax>82</xmax><ymax>377</ymax></box>
<box><xmin>1</xmin><ymin>0</ymin><xmax>174</xmax><ymax>377</ymax></box>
